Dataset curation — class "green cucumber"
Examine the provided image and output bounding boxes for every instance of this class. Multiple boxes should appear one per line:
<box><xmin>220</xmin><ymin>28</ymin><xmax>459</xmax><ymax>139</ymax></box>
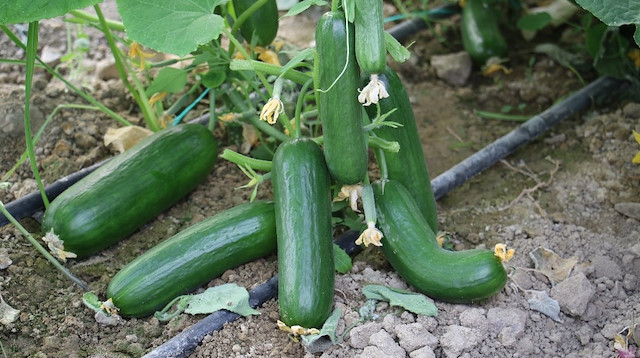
<box><xmin>272</xmin><ymin>139</ymin><xmax>334</xmax><ymax>328</ymax></box>
<box><xmin>461</xmin><ymin>0</ymin><xmax>508</xmax><ymax>66</ymax></box>
<box><xmin>42</xmin><ymin>124</ymin><xmax>217</xmax><ymax>258</ymax></box>
<box><xmin>232</xmin><ymin>0</ymin><xmax>279</xmax><ymax>46</ymax></box>
<box><xmin>354</xmin><ymin>0</ymin><xmax>386</xmax><ymax>74</ymax></box>
<box><xmin>373</xmin><ymin>180</ymin><xmax>507</xmax><ymax>303</ymax></box>
<box><xmin>107</xmin><ymin>201</ymin><xmax>276</xmax><ymax>317</ymax></box>
<box><xmin>367</xmin><ymin>67</ymin><xmax>438</xmax><ymax>232</ymax></box>
<box><xmin>315</xmin><ymin>11</ymin><xmax>368</xmax><ymax>185</ymax></box>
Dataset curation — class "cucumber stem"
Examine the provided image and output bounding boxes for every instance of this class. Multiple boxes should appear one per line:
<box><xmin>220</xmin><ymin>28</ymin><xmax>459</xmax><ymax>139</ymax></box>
<box><xmin>294</xmin><ymin>79</ymin><xmax>314</xmax><ymax>139</ymax></box>
<box><xmin>24</xmin><ymin>22</ymin><xmax>50</xmax><ymax>209</ymax></box>
<box><xmin>220</xmin><ymin>149</ymin><xmax>273</xmax><ymax>171</ymax></box>
<box><xmin>0</xmin><ymin>200</ymin><xmax>90</xmax><ymax>291</ymax></box>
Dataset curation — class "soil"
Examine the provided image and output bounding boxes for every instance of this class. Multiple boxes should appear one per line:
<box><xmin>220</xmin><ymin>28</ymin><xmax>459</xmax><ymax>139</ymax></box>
<box><xmin>1</xmin><ymin>2</ymin><xmax>639</xmax><ymax>358</ymax></box>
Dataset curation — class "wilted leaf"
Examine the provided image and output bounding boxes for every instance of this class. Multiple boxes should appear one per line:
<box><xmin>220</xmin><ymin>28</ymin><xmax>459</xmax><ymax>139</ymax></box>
<box><xmin>0</xmin><ymin>294</ymin><xmax>19</xmax><ymax>325</ymax></box>
<box><xmin>529</xmin><ymin>246</ymin><xmax>578</xmax><ymax>284</ymax></box>
<box><xmin>527</xmin><ymin>290</ymin><xmax>562</xmax><ymax>322</ymax></box>
<box><xmin>362</xmin><ymin>285</ymin><xmax>437</xmax><ymax>317</ymax></box>
<box><xmin>183</xmin><ymin>283</ymin><xmax>260</xmax><ymax>317</ymax></box>
<box><xmin>333</xmin><ymin>244</ymin><xmax>352</xmax><ymax>274</ymax></box>
<box><xmin>104</xmin><ymin>126</ymin><xmax>153</xmax><ymax>153</ymax></box>
<box><xmin>301</xmin><ymin>307</ymin><xmax>342</xmax><ymax>353</ymax></box>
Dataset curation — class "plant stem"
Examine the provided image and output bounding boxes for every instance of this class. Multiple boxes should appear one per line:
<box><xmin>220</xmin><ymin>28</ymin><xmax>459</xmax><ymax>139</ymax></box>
<box><xmin>474</xmin><ymin>110</ymin><xmax>530</xmax><ymax>122</ymax></box>
<box><xmin>24</xmin><ymin>22</ymin><xmax>50</xmax><ymax>209</ymax></box>
<box><xmin>229</xmin><ymin>59</ymin><xmax>312</xmax><ymax>85</ymax></box>
<box><xmin>208</xmin><ymin>89</ymin><xmax>217</xmax><ymax>132</ymax></box>
<box><xmin>0</xmin><ymin>200</ymin><xmax>90</xmax><ymax>291</ymax></box>
<box><xmin>67</xmin><ymin>9</ymin><xmax>125</xmax><ymax>32</ymax></box>
<box><xmin>220</xmin><ymin>149</ymin><xmax>273</xmax><ymax>171</ymax></box>
<box><xmin>294</xmin><ymin>79</ymin><xmax>313</xmax><ymax>139</ymax></box>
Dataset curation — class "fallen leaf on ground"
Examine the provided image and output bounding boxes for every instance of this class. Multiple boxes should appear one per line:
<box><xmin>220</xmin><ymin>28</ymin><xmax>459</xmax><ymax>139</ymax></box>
<box><xmin>104</xmin><ymin>126</ymin><xmax>153</xmax><ymax>153</ymax></box>
<box><xmin>529</xmin><ymin>246</ymin><xmax>578</xmax><ymax>284</ymax></box>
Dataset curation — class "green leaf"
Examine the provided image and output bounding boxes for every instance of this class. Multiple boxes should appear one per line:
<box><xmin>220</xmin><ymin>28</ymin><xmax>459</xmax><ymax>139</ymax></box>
<box><xmin>145</xmin><ymin>68</ymin><xmax>188</xmax><ymax>96</ymax></box>
<box><xmin>201</xmin><ymin>68</ymin><xmax>227</xmax><ymax>88</ymax></box>
<box><xmin>82</xmin><ymin>292</ymin><xmax>103</xmax><ymax>313</ymax></box>
<box><xmin>301</xmin><ymin>308</ymin><xmax>342</xmax><ymax>353</ymax></box>
<box><xmin>333</xmin><ymin>244</ymin><xmax>352</xmax><ymax>274</ymax></box>
<box><xmin>585</xmin><ymin>23</ymin><xmax>607</xmax><ymax>58</ymax></box>
<box><xmin>116</xmin><ymin>0</ymin><xmax>226</xmax><ymax>56</ymax></box>
<box><xmin>281</xmin><ymin>0</ymin><xmax>327</xmax><ymax>18</ymax></box>
<box><xmin>0</xmin><ymin>0</ymin><xmax>102</xmax><ymax>24</ymax></box>
<box><xmin>575</xmin><ymin>0</ymin><xmax>640</xmax><ymax>27</ymax></box>
<box><xmin>384</xmin><ymin>32</ymin><xmax>411</xmax><ymax>63</ymax></box>
<box><xmin>183</xmin><ymin>284</ymin><xmax>260</xmax><ymax>316</ymax></box>
<box><xmin>362</xmin><ymin>284</ymin><xmax>438</xmax><ymax>316</ymax></box>
<box><xmin>344</xmin><ymin>0</ymin><xmax>356</xmax><ymax>23</ymax></box>
<box><xmin>517</xmin><ymin>12</ymin><xmax>552</xmax><ymax>31</ymax></box>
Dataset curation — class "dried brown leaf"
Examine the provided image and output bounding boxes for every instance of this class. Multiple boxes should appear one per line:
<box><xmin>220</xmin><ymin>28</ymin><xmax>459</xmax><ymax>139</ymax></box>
<box><xmin>104</xmin><ymin>126</ymin><xmax>153</xmax><ymax>153</ymax></box>
<box><xmin>529</xmin><ymin>246</ymin><xmax>578</xmax><ymax>284</ymax></box>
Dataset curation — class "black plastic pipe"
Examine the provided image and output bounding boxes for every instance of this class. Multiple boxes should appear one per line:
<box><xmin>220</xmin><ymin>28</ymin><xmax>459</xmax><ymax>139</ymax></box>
<box><xmin>142</xmin><ymin>230</ymin><xmax>362</xmax><ymax>358</ymax></box>
<box><xmin>430</xmin><ymin>75</ymin><xmax>626</xmax><ymax>200</ymax></box>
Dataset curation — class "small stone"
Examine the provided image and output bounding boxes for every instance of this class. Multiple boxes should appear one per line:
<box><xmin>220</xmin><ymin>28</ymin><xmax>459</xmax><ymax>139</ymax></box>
<box><xmin>357</xmin><ymin>346</ymin><xmax>388</xmax><ymax>358</ymax></box>
<box><xmin>592</xmin><ymin>255</ymin><xmax>623</xmax><ymax>281</ymax></box>
<box><xmin>440</xmin><ymin>325</ymin><xmax>482</xmax><ymax>358</ymax></box>
<box><xmin>458</xmin><ymin>308</ymin><xmax>487</xmax><ymax>330</ymax></box>
<box><xmin>550</xmin><ymin>272</ymin><xmax>595</xmax><ymax>316</ymax></box>
<box><xmin>381</xmin><ymin>314</ymin><xmax>399</xmax><ymax>333</ymax></box>
<box><xmin>486</xmin><ymin>308</ymin><xmax>526</xmax><ymax>346</ymax></box>
<box><xmin>622</xmin><ymin>102</ymin><xmax>640</xmax><ymax>118</ymax></box>
<box><xmin>409</xmin><ymin>346</ymin><xmax>436</xmax><ymax>358</ymax></box>
<box><xmin>348</xmin><ymin>322</ymin><xmax>382</xmax><ymax>349</ymax></box>
<box><xmin>430</xmin><ymin>52</ymin><xmax>472</xmax><ymax>87</ymax></box>
<box><xmin>614</xmin><ymin>202</ymin><xmax>640</xmax><ymax>221</ymax></box>
<box><xmin>395</xmin><ymin>323</ymin><xmax>438</xmax><ymax>352</ymax></box>
<box><xmin>125</xmin><ymin>334</ymin><xmax>138</xmax><ymax>343</ymax></box>
<box><xmin>74</xmin><ymin>132</ymin><xmax>97</xmax><ymax>150</ymax></box>
<box><xmin>369</xmin><ymin>330</ymin><xmax>405</xmax><ymax>358</ymax></box>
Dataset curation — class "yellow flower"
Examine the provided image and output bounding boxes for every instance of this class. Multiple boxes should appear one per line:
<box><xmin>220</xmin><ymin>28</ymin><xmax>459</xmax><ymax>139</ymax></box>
<box><xmin>358</xmin><ymin>74</ymin><xmax>389</xmax><ymax>106</ymax></box>
<box><xmin>42</xmin><ymin>229</ymin><xmax>77</xmax><ymax>262</ymax></box>
<box><xmin>219</xmin><ymin>113</ymin><xmax>240</xmax><ymax>122</ymax></box>
<box><xmin>100</xmin><ymin>298</ymin><xmax>119</xmax><ymax>315</ymax></box>
<box><xmin>128</xmin><ymin>42</ymin><xmax>155</xmax><ymax>70</ymax></box>
<box><xmin>276</xmin><ymin>320</ymin><xmax>320</xmax><ymax>336</ymax></box>
<box><xmin>148</xmin><ymin>92</ymin><xmax>167</xmax><ymax>106</ymax></box>
<box><xmin>494</xmin><ymin>243</ymin><xmax>515</xmax><ymax>263</ymax></box>
<box><xmin>629</xmin><ymin>49</ymin><xmax>640</xmax><ymax>68</ymax></box>
<box><xmin>356</xmin><ymin>222</ymin><xmax>384</xmax><ymax>247</ymax></box>
<box><xmin>333</xmin><ymin>184</ymin><xmax>363</xmax><ymax>212</ymax></box>
<box><xmin>259</xmin><ymin>97</ymin><xmax>284</xmax><ymax>125</ymax></box>
<box><xmin>633</xmin><ymin>130</ymin><xmax>640</xmax><ymax>164</ymax></box>
<box><xmin>256</xmin><ymin>47</ymin><xmax>281</xmax><ymax>66</ymax></box>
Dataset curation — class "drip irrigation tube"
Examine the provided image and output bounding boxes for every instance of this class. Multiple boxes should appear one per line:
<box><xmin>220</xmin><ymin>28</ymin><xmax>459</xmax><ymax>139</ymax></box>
<box><xmin>143</xmin><ymin>230</ymin><xmax>362</xmax><ymax>358</ymax></box>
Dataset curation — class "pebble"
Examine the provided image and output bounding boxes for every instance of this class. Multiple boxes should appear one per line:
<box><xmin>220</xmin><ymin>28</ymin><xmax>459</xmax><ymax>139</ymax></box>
<box><xmin>409</xmin><ymin>346</ymin><xmax>436</xmax><ymax>358</ymax></box>
<box><xmin>348</xmin><ymin>322</ymin><xmax>382</xmax><ymax>349</ymax></box>
<box><xmin>368</xmin><ymin>330</ymin><xmax>405</xmax><ymax>357</ymax></box>
<box><xmin>430</xmin><ymin>51</ymin><xmax>472</xmax><ymax>87</ymax></box>
<box><xmin>486</xmin><ymin>307</ymin><xmax>527</xmax><ymax>346</ymax></box>
<box><xmin>622</xmin><ymin>102</ymin><xmax>640</xmax><ymax>118</ymax></box>
<box><xmin>440</xmin><ymin>325</ymin><xmax>483</xmax><ymax>358</ymax></box>
<box><xmin>458</xmin><ymin>308</ymin><xmax>487</xmax><ymax>331</ymax></box>
<box><xmin>395</xmin><ymin>323</ymin><xmax>438</xmax><ymax>352</ymax></box>
<box><xmin>550</xmin><ymin>272</ymin><xmax>595</xmax><ymax>316</ymax></box>
<box><xmin>614</xmin><ymin>202</ymin><xmax>640</xmax><ymax>221</ymax></box>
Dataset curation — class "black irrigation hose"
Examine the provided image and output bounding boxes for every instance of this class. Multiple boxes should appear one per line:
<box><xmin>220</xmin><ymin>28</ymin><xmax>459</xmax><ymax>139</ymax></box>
<box><xmin>386</xmin><ymin>3</ymin><xmax>460</xmax><ymax>42</ymax></box>
<box><xmin>142</xmin><ymin>230</ymin><xmax>362</xmax><ymax>358</ymax></box>
<box><xmin>430</xmin><ymin>75</ymin><xmax>627</xmax><ymax>200</ymax></box>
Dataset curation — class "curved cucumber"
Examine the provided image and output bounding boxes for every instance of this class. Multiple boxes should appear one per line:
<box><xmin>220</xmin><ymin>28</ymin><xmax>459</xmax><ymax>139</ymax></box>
<box><xmin>373</xmin><ymin>180</ymin><xmax>507</xmax><ymax>303</ymax></box>
<box><xmin>315</xmin><ymin>11</ymin><xmax>368</xmax><ymax>185</ymax></box>
<box><xmin>461</xmin><ymin>0</ymin><xmax>508</xmax><ymax>66</ymax></box>
<box><xmin>107</xmin><ymin>201</ymin><xmax>277</xmax><ymax>317</ymax></box>
<box><xmin>272</xmin><ymin>139</ymin><xmax>334</xmax><ymax>328</ymax></box>
<box><xmin>367</xmin><ymin>66</ymin><xmax>438</xmax><ymax>232</ymax></box>
<box><xmin>232</xmin><ymin>0</ymin><xmax>279</xmax><ymax>46</ymax></box>
<box><xmin>42</xmin><ymin>124</ymin><xmax>218</xmax><ymax>258</ymax></box>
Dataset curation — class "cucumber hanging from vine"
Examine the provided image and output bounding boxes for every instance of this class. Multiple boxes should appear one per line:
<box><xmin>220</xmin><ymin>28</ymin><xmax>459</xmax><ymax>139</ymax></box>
<box><xmin>354</xmin><ymin>0</ymin><xmax>389</xmax><ymax>106</ymax></box>
<box><xmin>315</xmin><ymin>10</ymin><xmax>368</xmax><ymax>185</ymax></box>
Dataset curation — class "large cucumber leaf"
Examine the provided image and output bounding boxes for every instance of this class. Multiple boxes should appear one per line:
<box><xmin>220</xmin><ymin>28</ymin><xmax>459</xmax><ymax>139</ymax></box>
<box><xmin>0</xmin><ymin>0</ymin><xmax>102</xmax><ymax>24</ymax></box>
<box><xmin>575</xmin><ymin>0</ymin><xmax>640</xmax><ymax>46</ymax></box>
<box><xmin>116</xmin><ymin>0</ymin><xmax>226</xmax><ymax>56</ymax></box>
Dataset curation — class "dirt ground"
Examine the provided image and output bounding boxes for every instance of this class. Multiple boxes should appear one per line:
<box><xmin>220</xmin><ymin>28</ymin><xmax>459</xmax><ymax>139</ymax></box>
<box><xmin>0</xmin><ymin>2</ymin><xmax>639</xmax><ymax>357</ymax></box>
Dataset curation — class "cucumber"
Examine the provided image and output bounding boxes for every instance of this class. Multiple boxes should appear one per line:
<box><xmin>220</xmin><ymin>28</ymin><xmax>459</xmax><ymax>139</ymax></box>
<box><xmin>232</xmin><ymin>0</ymin><xmax>279</xmax><ymax>46</ymax></box>
<box><xmin>373</xmin><ymin>180</ymin><xmax>507</xmax><ymax>303</ymax></box>
<box><xmin>461</xmin><ymin>0</ymin><xmax>508</xmax><ymax>66</ymax></box>
<box><xmin>272</xmin><ymin>139</ymin><xmax>334</xmax><ymax>328</ymax></box>
<box><xmin>315</xmin><ymin>11</ymin><xmax>368</xmax><ymax>185</ymax></box>
<box><xmin>354</xmin><ymin>0</ymin><xmax>386</xmax><ymax>74</ymax></box>
<box><xmin>107</xmin><ymin>201</ymin><xmax>277</xmax><ymax>317</ymax></box>
<box><xmin>367</xmin><ymin>66</ymin><xmax>438</xmax><ymax>232</ymax></box>
<box><xmin>42</xmin><ymin>124</ymin><xmax>217</xmax><ymax>259</ymax></box>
